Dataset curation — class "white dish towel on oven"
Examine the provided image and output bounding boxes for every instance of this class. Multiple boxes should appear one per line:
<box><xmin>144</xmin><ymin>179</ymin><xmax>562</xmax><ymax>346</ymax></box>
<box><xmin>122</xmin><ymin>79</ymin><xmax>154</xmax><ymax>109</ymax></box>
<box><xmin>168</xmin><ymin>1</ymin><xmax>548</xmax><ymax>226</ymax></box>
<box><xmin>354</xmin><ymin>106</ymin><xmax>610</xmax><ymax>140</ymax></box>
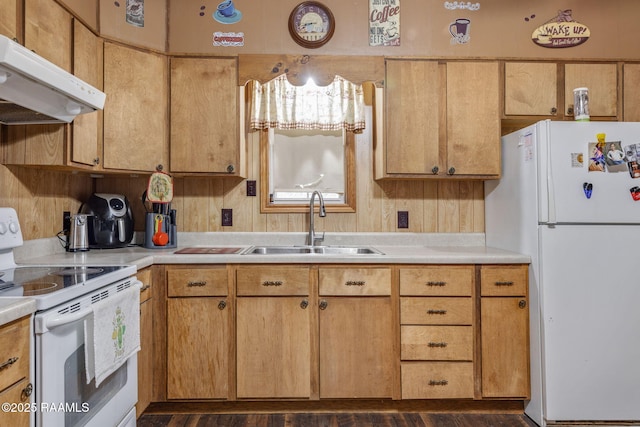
<box><xmin>84</xmin><ymin>281</ymin><xmax>141</xmax><ymax>386</ymax></box>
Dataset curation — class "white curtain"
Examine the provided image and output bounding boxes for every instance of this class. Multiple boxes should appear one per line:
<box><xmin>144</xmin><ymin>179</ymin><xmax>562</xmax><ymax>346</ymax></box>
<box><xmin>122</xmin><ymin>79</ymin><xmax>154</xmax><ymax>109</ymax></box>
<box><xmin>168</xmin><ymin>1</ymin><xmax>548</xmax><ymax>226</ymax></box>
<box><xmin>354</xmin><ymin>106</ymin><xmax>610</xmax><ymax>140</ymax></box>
<box><xmin>249</xmin><ymin>74</ymin><xmax>365</xmax><ymax>133</ymax></box>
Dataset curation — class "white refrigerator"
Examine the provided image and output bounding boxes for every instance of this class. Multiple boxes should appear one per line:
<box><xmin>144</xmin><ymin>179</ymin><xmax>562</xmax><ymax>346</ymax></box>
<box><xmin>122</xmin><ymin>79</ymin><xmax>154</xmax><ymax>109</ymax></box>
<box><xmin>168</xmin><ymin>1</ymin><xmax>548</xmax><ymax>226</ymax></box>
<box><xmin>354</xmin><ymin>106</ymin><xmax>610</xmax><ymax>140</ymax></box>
<box><xmin>485</xmin><ymin>120</ymin><xmax>640</xmax><ymax>426</ymax></box>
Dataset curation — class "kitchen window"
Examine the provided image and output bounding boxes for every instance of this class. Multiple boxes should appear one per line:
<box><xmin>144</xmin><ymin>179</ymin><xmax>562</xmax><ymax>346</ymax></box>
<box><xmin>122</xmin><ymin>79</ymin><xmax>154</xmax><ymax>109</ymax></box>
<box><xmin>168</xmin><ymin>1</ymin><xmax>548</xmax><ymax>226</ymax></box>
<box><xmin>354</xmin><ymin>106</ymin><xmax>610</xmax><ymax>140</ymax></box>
<box><xmin>249</xmin><ymin>74</ymin><xmax>364</xmax><ymax>213</ymax></box>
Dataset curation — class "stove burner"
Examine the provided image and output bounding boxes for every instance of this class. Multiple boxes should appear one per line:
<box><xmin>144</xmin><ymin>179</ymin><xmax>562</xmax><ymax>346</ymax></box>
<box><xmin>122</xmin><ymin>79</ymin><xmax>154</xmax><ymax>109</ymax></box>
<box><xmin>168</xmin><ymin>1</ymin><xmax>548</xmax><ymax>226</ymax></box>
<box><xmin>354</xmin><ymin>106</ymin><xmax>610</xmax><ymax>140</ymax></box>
<box><xmin>22</xmin><ymin>282</ymin><xmax>60</xmax><ymax>296</ymax></box>
<box><xmin>50</xmin><ymin>267</ymin><xmax>105</xmax><ymax>276</ymax></box>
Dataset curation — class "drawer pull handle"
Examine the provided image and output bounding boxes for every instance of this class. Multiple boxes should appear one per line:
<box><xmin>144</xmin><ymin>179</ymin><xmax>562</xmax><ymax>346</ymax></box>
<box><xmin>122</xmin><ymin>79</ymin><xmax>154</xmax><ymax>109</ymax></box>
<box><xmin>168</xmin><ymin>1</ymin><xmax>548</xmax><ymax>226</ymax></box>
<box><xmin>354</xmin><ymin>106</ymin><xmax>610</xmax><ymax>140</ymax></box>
<box><xmin>0</xmin><ymin>357</ymin><xmax>18</xmax><ymax>370</ymax></box>
<box><xmin>345</xmin><ymin>280</ymin><xmax>366</xmax><ymax>286</ymax></box>
<box><xmin>218</xmin><ymin>300</ymin><xmax>227</xmax><ymax>310</ymax></box>
<box><xmin>426</xmin><ymin>281</ymin><xmax>446</xmax><ymax>287</ymax></box>
<box><xmin>495</xmin><ymin>281</ymin><xmax>514</xmax><ymax>286</ymax></box>
<box><xmin>300</xmin><ymin>299</ymin><xmax>309</xmax><ymax>309</ymax></box>
<box><xmin>428</xmin><ymin>342</ymin><xmax>448</xmax><ymax>348</ymax></box>
<box><xmin>22</xmin><ymin>383</ymin><xmax>33</xmax><ymax>400</ymax></box>
<box><xmin>262</xmin><ymin>280</ymin><xmax>283</xmax><ymax>287</ymax></box>
<box><xmin>187</xmin><ymin>281</ymin><xmax>207</xmax><ymax>287</ymax></box>
<box><xmin>427</xmin><ymin>309</ymin><xmax>447</xmax><ymax>315</ymax></box>
<box><xmin>428</xmin><ymin>379</ymin><xmax>449</xmax><ymax>386</ymax></box>
<box><xmin>140</xmin><ymin>284</ymin><xmax>151</xmax><ymax>292</ymax></box>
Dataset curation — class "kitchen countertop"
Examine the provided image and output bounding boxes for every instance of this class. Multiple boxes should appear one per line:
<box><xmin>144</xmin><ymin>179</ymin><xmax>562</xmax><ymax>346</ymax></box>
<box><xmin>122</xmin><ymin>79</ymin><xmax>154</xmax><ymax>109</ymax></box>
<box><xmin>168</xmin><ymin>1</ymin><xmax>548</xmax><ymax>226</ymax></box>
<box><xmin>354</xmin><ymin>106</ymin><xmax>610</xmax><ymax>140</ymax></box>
<box><xmin>0</xmin><ymin>298</ymin><xmax>36</xmax><ymax>327</ymax></box>
<box><xmin>14</xmin><ymin>232</ymin><xmax>531</xmax><ymax>268</ymax></box>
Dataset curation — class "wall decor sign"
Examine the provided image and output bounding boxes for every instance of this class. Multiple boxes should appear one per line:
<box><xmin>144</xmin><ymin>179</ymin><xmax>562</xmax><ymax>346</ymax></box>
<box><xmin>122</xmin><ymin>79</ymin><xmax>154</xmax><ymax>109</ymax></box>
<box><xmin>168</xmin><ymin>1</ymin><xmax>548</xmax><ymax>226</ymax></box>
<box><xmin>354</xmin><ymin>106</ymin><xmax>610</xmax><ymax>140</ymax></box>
<box><xmin>532</xmin><ymin>9</ymin><xmax>590</xmax><ymax>48</ymax></box>
<box><xmin>369</xmin><ymin>0</ymin><xmax>400</xmax><ymax>46</ymax></box>
<box><xmin>213</xmin><ymin>0</ymin><xmax>242</xmax><ymax>24</ymax></box>
<box><xmin>125</xmin><ymin>0</ymin><xmax>144</xmax><ymax>27</ymax></box>
<box><xmin>444</xmin><ymin>1</ymin><xmax>480</xmax><ymax>11</ymax></box>
<box><xmin>449</xmin><ymin>18</ymin><xmax>471</xmax><ymax>44</ymax></box>
<box><xmin>213</xmin><ymin>31</ymin><xmax>245</xmax><ymax>46</ymax></box>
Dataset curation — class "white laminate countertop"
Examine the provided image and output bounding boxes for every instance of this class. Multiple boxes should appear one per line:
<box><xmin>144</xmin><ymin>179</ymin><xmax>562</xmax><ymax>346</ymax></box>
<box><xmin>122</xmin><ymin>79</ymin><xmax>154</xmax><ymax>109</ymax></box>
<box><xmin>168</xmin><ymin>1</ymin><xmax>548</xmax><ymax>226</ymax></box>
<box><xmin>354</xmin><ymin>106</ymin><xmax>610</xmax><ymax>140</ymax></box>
<box><xmin>0</xmin><ymin>298</ymin><xmax>36</xmax><ymax>327</ymax></box>
<box><xmin>14</xmin><ymin>232</ymin><xmax>531</xmax><ymax>268</ymax></box>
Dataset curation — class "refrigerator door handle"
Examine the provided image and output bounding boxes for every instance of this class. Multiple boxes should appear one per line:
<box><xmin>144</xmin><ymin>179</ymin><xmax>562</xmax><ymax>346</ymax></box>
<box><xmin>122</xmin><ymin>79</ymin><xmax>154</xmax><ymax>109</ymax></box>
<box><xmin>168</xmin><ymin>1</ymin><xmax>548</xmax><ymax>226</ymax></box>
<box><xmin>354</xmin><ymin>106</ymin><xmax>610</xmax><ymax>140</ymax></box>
<box><xmin>545</xmin><ymin>122</ymin><xmax>557</xmax><ymax>224</ymax></box>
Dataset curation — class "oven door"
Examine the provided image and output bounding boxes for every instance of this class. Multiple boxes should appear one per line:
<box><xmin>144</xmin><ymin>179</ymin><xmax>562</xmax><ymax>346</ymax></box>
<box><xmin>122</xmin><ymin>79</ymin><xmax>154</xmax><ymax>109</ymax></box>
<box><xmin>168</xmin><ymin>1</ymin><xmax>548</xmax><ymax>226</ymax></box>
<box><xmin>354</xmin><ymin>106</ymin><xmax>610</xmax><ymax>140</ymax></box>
<box><xmin>33</xmin><ymin>297</ymin><xmax>138</xmax><ymax>426</ymax></box>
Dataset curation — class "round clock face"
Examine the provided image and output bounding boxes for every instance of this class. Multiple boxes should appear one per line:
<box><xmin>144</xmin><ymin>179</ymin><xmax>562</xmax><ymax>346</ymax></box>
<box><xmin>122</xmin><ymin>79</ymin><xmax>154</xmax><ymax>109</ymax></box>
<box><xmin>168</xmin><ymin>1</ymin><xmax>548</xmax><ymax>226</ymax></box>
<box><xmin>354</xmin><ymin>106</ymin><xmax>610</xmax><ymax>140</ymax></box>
<box><xmin>288</xmin><ymin>2</ymin><xmax>335</xmax><ymax>48</ymax></box>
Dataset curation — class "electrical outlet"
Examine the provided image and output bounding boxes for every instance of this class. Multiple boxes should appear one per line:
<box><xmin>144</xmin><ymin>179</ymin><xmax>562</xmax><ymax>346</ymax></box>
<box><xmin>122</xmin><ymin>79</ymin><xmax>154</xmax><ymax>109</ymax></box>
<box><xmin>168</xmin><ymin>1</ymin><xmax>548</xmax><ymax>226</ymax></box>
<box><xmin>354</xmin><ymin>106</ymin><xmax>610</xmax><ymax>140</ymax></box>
<box><xmin>222</xmin><ymin>209</ymin><xmax>233</xmax><ymax>227</ymax></box>
<box><xmin>398</xmin><ymin>211</ymin><xmax>409</xmax><ymax>229</ymax></box>
<box><xmin>246</xmin><ymin>180</ymin><xmax>257</xmax><ymax>197</ymax></box>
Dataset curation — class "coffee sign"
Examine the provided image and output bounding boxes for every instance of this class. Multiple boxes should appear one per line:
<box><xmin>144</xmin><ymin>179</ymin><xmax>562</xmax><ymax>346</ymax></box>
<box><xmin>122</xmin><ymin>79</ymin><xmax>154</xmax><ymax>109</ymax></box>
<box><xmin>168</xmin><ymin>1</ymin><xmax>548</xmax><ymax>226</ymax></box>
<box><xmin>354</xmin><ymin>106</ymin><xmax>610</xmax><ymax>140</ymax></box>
<box><xmin>369</xmin><ymin>0</ymin><xmax>400</xmax><ymax>46</ymax></box>
<box><xmin>532</xmin><ymin>9</ymin><xmax>590</xmax><ymax>48</ymax></box>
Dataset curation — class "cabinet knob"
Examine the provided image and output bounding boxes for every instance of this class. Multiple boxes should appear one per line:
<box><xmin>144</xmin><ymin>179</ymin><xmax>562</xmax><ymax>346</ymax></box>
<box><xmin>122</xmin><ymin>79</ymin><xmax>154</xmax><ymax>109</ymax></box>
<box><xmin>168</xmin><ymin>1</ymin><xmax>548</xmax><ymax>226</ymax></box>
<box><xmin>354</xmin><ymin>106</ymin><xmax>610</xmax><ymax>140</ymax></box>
<box><xmin>300</xmin><ymin>299</ymin><xmax>309</xmax><ymax>309</ymax></box>
<box><xmin>21</xmin><ymin>383</ymin><xmax>33</xmax><ymax>400</ymax></box>
<box><xmin>319</xmin><ymin>300</ymin><xmax>328</xmax><ymax>310</ymax></box>
<box><xmin>227</xmin><ymin>164</ymin><xmax>235</xmax><ymax>173</ymax></box>
<box><xmin>447</xmin><ymin>167</ymin><xmax>456</xmax><ymax>175</ymax></box>
<box><xmin>519</xmin><ymin>299</ymin><xmax>527</xmax><ymax>309</ymax></box>
<box><xmin>218</xmin><ymin>300</ymin><xmax>227</xmax><ymax>310</ymax></box>
<box><xmin>567</xmin><ymin>105</ymin><xmax>574</xmax><ymax>115</ymax></box>
<box><xmin>550</xmin><ymin>107</ymin><xmax>557</xmax><ymax>115</ymax></box>
<box><xmin>431</xmin><ymin>166</ymin><xmax>439</xmax><ymax>175</ymax></box>
<box><xmin>93</xmin><ymin>157</ymin><xmax>100</xmax><ymax>165</ymax></box>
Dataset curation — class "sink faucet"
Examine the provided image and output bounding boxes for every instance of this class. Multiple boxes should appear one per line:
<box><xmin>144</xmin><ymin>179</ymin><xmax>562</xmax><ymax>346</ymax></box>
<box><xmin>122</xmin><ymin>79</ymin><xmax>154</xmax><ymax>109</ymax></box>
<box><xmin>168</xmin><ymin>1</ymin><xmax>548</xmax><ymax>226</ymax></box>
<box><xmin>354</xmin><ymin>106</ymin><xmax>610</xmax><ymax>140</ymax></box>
<box><xmin>308</xmin><ymin>190</ymin><xmax>326</xmax><ymax>246</ymax></box>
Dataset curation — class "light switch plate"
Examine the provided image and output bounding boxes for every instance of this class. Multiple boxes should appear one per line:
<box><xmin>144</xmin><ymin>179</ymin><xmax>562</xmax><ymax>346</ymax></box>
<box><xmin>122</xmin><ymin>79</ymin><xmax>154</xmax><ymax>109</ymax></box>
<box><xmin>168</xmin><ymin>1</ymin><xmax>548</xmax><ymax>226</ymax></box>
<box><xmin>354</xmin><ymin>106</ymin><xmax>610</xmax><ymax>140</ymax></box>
<box><xmin>398</xmin><ymin>211</ymin><xmax>409</xmax><ymax>229</ymax></box>
<box><xmin>222</xmin><ymin>209</ymin><xmax>233</xmax><ymax>227</ymax></box>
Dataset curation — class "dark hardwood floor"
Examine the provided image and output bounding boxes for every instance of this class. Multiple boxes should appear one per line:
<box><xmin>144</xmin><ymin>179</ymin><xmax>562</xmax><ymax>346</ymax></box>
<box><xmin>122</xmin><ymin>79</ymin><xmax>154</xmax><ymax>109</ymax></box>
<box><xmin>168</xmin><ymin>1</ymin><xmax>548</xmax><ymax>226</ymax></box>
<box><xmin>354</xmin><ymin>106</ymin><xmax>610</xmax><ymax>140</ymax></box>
<box><xmin>137</xmin><ymin>412</ymin><xmax>539</xmax><ymax>427</ymax></box>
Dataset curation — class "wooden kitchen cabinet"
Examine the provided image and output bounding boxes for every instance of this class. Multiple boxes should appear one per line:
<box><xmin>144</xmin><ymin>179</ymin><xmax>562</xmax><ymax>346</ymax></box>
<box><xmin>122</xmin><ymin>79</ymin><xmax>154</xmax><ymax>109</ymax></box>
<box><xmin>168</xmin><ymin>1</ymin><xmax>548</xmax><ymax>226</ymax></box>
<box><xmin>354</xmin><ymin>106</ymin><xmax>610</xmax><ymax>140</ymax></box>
<box><xmin>69</xmin><ymin>20</ymin><xmax>103</xmax><ymax>170</ymax></box>
<box><xmin>25</xmin><ymin>0</ymin><xmax>72</xmax><ymax>71</ymax></box>
<box><xmin>166</xmin><ymin>267</ymin><xmax>230</xmax><ymax>400</ymax></box>
<box><xmin>623</xmin><ymin>63</ymin><xmax>640</xmax><ymax>121</ymax></box>
<box><xmin>0</xmin><ymin>316</ymin><xmax>32</xmax><ymax>427</ymax></box>
<box><xmin>399</xmin><ymin>266</ymin><xmax>475</xmax><ymax>399</ymax></box>
<box><xmin>318</xmin><ymin>267</ymin><xmax>394</xmax><ymax>398</ymax></box>
<box><xmin>377</xmin><ymin>60</ymin><xmax>500</xmax><ymax>179</ymax></box>
<box><xmin>236</xmin><ymin>266</ymin><xmax>312</xmax><ymax>399</ymax></box>
<box><xmin>0</xmin><ymin>0</ymin><xmax>19</xmax><ymax>41</ymax></box>
<box><xmin>504</xmin><ymin>62</ymin><xmax>619</xmax><ymax>120</ymax></box>
<box><xmin>103</xmin><ymin>42</ymin><xmax>168</xmax><ymax>172</ymax></box>
<box><xmin>480</xmin><ymin>265</ymin><xmax>530</xmax><ymax>398</ymax></box>
<box><xmin>136</xmin><ymin>267</ymin><xmax>153</xmax><ymax>417</ymax></box>
<box><xmin>170</xmin><ymin>57</ymin><xmax>245</xmax><ymax>176</ymax></box>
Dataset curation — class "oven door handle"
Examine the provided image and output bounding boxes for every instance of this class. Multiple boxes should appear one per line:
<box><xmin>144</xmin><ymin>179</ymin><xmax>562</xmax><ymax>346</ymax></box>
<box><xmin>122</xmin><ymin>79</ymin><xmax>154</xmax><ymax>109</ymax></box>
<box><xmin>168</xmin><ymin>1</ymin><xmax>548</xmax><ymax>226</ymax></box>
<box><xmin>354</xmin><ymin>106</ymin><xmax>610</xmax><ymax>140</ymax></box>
<box><xmin>45</xmin><ymin>307</ymin><xmax>93</xmax><ymax>330</ymax></box>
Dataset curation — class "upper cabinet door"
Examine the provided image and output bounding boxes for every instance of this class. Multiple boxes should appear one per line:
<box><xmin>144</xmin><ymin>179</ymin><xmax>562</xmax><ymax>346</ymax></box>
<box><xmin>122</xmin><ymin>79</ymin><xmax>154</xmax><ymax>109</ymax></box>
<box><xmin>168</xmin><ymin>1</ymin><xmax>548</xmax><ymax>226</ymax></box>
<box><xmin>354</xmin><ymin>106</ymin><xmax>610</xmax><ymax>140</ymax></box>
<box><xmin>446</xmin><ymin>61</ymin><xmax>501</xmax><ymax>177</ymax></box>
<box><xmin>103</xmin><ymin>42</ymin><xmax>168</xmax><ymax>172</ymax></box>
<box><xmin>564</xmin><ymin>63</ymin><xmax>618</xmax><ymax>119</ymax></box>
<box><xmin>71</xmin><ymin>20</ymin><xmax>103</xmax><ymax>169</ymax></box>
<box><xmin>24</xmin><ymin>0</ymin><xmax>72</xmax><ymax>71</ymax></box>
<box><xmin>385</xmin><ymin>60</ymin><xmax>441</xmax><ymax>175</ymax></box>
<box><xmin>0</xmin><ymin>0</ymin><xmax>18</xmax><ymax>40</ymax></box>
<box><xmin>504</xmin><ymin>62</ymin><xmax>558</xmax><ymax>116</ymax></box>
<box><xmin>623</xmin><ymin>63</ymin><xmax>640</xmax><ymax>121</ymax></box>
<box><xmin>170</xmin><ymin>57</ymin><xmax>241</xmax><ymax>175</ymax></box>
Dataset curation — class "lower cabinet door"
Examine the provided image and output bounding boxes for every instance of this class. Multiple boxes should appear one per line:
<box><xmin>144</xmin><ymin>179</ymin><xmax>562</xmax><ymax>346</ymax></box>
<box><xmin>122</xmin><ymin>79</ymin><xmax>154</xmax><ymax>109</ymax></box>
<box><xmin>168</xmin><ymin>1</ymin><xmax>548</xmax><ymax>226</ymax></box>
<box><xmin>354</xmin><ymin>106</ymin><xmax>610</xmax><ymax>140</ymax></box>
<box><xmin>167</xmin><ymin>297</ymin><xmax>230</xmax><ymax>399</ymax></box>
<box><xmin>319</xmin><ymin>297</ymin><xmax>394</xmax><ymax>398</ymax></box>
<box><xmin>236</xmin><ymin>297</ymin><xmax>311</xmax><ymax>399</ymax></box>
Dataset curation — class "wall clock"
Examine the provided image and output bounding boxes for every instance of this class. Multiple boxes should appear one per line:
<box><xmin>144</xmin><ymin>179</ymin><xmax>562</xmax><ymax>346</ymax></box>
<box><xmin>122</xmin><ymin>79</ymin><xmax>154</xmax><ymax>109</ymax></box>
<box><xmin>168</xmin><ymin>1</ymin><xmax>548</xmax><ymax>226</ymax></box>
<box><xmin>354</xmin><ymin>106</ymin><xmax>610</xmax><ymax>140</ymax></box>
<box><xmin>288</xmin><ymin>1</ymin><xmax>335</xmax><ymax>49</ymax></box>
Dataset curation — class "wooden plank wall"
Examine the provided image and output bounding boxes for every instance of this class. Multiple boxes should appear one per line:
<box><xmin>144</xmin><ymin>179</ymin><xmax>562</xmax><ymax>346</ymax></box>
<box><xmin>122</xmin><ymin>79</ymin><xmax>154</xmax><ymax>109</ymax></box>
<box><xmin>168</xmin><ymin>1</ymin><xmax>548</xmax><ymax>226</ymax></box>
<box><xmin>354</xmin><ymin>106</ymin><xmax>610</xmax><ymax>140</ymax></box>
<box><xmin>96</xmin><ymin>118</ymin><xmax>485</xmax><ymax>235</ymax></box>
<box><xmin>0</xmin><ymin>165</ymin><xmax>94</xmax><ymax>240</ymax></box>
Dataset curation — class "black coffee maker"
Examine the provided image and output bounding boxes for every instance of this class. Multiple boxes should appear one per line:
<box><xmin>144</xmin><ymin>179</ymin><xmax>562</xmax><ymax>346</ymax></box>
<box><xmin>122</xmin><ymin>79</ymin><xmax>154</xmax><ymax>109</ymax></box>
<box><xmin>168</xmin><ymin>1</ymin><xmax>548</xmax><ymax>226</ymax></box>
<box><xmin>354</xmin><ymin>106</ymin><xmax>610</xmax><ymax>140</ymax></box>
<box><xmin>80</xmin><ymin>193</ymin><xmax>134</xmax><ymax>248</ymax></box>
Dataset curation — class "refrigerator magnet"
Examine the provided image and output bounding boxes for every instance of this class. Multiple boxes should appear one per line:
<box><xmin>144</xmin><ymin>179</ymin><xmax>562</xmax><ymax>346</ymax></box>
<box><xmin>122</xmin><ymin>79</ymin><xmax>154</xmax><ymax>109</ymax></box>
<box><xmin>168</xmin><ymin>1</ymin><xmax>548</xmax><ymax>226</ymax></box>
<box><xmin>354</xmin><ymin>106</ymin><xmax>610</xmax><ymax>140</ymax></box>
<box><xmin>630</xmin><ymin>186</ymin><xmax>640</xmax><ymax>201</ymax></box>
<box><xmin>583</xmin><ymin>182</ymin><xmax>593</xmax><ymax>199</ymax></box>
<box><xmin>588</xmin><ymin>142</ymin><xmax>605</xmax><ymax>172</ymax></box>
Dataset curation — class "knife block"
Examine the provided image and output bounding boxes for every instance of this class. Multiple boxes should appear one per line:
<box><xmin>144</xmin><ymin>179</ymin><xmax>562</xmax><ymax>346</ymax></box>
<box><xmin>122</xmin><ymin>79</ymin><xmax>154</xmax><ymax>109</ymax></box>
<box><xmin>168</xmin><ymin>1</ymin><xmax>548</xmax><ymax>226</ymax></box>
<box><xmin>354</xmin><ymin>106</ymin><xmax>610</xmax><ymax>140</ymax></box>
<box><xmin>143</xmin><ymin>212</ymin><xmax>177</xmax><ymax>249</ymax></box>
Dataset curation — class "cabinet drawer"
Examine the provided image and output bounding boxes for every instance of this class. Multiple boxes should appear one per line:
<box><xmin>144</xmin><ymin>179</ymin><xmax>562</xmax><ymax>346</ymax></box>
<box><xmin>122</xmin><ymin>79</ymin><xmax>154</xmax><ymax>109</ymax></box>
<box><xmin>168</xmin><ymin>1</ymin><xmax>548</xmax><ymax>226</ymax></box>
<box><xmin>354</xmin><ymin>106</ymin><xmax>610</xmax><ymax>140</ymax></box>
<box><xmin>0</xmin><ymin>316</ymin><xmax>30</xmax><ymax>392</ymax></box>
<box><xmin>319</xmin><ymin>267</ymin><xmax>391</xmax><ymax>296</ymax></box>
<box><xmin>401</xmin><ymin>297</ymin><xmax>472</xmax><ymax>325</ymax></box>
<box><xmin>402</xmin><ymin>362</ymin><xmax>474</xmax><ymax>399</ymax></box>
<box><xmin>0</xmin><ymin>377</ymin><xmax>30</xmax><ymax>427</ymax></box>
<box><xmin>401</xmin><ymin>326</ymin><xmax>473</xmax><ymax>361</ymax></box>
<box><xmin>481</xmin><ymin>265</ymin><xmax>528</xmax><ymax>296</ymax></box>
<box><xmin>167</xmin><ymin>268</ymin><xmax>228</xmax><ymax>297</ymax></box>
<box><xmin>400</xmin><ymin>266</ymin><xmax>473</xmax><ymax>296</ymax></box>
<box><xmin>237</xmin><ymin>266</ymin><xmax>310</xmax><ymax>296</ymax></box>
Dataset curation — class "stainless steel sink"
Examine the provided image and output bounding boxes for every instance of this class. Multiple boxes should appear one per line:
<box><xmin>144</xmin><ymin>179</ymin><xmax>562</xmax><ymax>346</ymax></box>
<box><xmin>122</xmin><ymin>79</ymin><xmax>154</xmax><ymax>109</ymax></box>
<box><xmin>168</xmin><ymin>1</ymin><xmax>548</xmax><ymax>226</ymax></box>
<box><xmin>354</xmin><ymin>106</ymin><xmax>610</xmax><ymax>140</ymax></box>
<box><xmin>242</xmin><ymin>245</ymin><xmax>384</xmax><ymax>255</ymax></box>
